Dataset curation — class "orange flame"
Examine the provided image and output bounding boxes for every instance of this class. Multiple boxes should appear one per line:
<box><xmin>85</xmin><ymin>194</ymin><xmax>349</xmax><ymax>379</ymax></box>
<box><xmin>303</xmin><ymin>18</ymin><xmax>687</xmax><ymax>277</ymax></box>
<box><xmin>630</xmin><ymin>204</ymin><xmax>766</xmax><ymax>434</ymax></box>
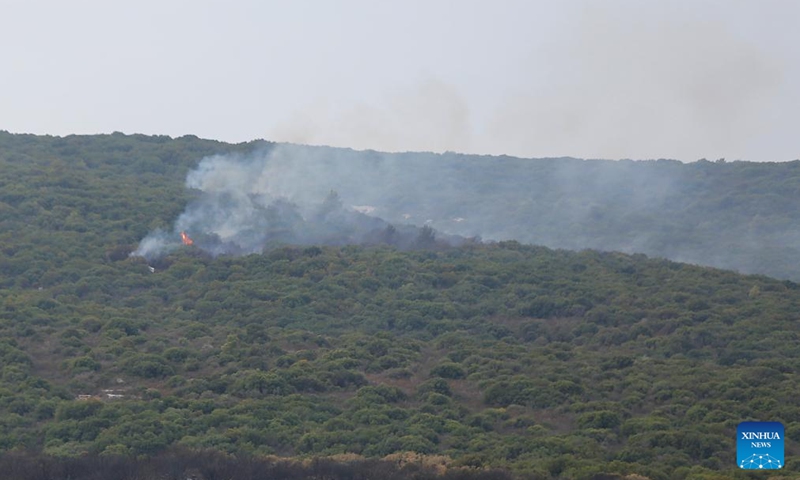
<box><xmin>180</xmin><ymin>231</ymin><xmax>194</xmax><ymax>246</ymax></box>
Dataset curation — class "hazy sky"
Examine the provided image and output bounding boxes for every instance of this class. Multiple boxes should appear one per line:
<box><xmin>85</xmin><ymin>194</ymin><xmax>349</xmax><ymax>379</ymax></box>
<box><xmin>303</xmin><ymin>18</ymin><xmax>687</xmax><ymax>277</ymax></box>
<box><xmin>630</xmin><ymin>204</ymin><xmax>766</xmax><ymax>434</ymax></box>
<box><xmin>2</xmin><ymin>0</ymin><xmax>798</xmax><ymax>161</ymax></box>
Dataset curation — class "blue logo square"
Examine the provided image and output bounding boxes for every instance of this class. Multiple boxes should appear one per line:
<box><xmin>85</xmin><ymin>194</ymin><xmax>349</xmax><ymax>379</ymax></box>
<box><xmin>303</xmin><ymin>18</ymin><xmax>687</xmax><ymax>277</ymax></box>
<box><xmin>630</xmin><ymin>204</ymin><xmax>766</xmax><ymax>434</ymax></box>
<box><xmin>737</xmin><ymin>421</ymin><xmax>784</xmax><ymax>469</ymax></box>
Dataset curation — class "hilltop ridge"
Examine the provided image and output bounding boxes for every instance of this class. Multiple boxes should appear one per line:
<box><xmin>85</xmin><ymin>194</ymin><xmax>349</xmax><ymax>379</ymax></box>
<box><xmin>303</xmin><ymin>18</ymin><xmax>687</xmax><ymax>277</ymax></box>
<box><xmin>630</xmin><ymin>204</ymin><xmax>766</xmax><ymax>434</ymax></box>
<box><xmin>3</xmin><ymin>131</ymin><xmax>799</xmax><ymax>279</ymax></box>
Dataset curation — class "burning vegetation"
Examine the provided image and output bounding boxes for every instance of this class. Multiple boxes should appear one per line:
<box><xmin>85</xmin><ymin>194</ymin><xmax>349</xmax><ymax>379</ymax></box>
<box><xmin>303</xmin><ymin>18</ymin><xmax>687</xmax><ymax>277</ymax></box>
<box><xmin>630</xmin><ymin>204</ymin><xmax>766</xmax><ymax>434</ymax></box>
<box><xmin>180</xmin><ymin>231</ymin><xmax>194</xmax><ymax>246</ymax></box>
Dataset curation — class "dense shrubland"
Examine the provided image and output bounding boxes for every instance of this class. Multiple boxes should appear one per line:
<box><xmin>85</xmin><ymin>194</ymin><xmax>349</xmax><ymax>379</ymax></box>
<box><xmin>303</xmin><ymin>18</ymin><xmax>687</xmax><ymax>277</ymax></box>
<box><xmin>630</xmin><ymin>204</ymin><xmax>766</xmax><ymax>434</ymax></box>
<box><xmin>1</xmin><ymin>132</ymin><xmax>799</xmax><ymax>479</ymax></box>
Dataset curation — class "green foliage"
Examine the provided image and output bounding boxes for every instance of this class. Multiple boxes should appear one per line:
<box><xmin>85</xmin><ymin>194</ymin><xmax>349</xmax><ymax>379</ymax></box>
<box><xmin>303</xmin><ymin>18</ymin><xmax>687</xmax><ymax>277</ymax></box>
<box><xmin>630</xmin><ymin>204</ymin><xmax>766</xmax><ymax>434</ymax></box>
<box><xmin>70</xmin><ymin>356</ymin><xmax>101</xmax><ymax>374</ymax></box>
<box><xmin>55</xmin><ymin>400</ymin><xmax>103</xmax><ymax>421</ymax></box>
<box><xmin>121</xmin><ymin>354</ymin><xmax>174</xmax><ymax>378</ymax></box>
<box><xmin>576</xmin><ymin>410</ymin><xmax>622</xmax><ymax>430</ymax></box>
<box><xmin>483</xmin><ymin>377</ymin><xmax>537</xmax><ymax>407</ymax></box>
<box><xmin>3</xmin><ymin>132</ymin><xmax>800</xmax><ymax>478</ymax></box>
<box><xmin>430</xmin><ymin>362</ymin><xmax>466</xmax><ymax>379</ymax></box>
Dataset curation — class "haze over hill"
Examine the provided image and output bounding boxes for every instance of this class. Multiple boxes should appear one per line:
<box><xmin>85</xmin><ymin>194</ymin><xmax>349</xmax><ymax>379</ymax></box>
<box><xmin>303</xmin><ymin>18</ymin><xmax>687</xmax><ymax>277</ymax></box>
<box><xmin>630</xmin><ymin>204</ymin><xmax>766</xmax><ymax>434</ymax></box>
<box><xmin>128</xmin><ymin>137</ymin><xmax>800</xmax><ymax>280</ymax></box>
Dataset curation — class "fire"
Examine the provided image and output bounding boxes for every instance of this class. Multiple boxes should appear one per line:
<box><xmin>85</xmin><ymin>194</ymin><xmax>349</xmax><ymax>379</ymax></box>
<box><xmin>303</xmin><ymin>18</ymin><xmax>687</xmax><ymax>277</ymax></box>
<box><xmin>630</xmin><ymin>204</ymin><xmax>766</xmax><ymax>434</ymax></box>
<box><xmin>180</xmin><ymin>231</ymin><xmax>194</xmax><ymax>246</ymax></box>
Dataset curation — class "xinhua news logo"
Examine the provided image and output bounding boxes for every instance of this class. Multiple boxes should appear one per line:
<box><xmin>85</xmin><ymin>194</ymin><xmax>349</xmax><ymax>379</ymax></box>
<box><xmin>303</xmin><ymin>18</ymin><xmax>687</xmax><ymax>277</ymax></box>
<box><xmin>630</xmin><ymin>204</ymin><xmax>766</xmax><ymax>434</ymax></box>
<box><xmin>737</xmin><ymin>421</ymin><xmax>784</xmax><ymax>470</ymax></box>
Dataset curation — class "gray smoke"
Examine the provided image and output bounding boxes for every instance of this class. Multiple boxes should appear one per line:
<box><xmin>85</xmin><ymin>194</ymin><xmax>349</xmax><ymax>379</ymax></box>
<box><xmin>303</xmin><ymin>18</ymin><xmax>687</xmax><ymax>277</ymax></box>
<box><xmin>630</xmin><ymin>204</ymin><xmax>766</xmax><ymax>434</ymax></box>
<box><xmin>131</xmin><ymin>145</ymin><xmax>467</xmax><ymax>260</ymax></box>
<box><xmin>132</xmin><ymin>142</ymin><xmax>800</xmax><ymax>280</ymax></box>
<box><xmin>132</xmin><ymin>142</ymin><xmax>672</xmax><ymax>261</ymax></box>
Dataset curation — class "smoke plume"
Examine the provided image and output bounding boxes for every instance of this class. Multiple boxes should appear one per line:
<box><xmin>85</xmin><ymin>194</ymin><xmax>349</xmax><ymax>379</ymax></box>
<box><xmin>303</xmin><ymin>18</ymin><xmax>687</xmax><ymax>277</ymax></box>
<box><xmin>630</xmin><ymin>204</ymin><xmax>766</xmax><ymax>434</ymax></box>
<box><xmin>131</xmin><ymin>142</ymin><xmax>800</xmax><ymax>280</ymax></box>
<box><xmin>132</xmin><ymin>145</ymin><xmax>467</xmax><ymax>260</ymax></box>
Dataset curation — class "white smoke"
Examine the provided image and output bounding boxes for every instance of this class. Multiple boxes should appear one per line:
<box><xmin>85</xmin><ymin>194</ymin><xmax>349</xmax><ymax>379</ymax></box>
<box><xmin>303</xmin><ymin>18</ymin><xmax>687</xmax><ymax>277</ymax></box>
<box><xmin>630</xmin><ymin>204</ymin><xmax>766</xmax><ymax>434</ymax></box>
<box><xmin>130</xmin><ymin>229</ymin><xmax>179</xmax><ymax>259</ymax></box>
<box><xmin>131</xmin><ymin>145</ymin><xmax>461</xmax><ymax>260</ymax></box>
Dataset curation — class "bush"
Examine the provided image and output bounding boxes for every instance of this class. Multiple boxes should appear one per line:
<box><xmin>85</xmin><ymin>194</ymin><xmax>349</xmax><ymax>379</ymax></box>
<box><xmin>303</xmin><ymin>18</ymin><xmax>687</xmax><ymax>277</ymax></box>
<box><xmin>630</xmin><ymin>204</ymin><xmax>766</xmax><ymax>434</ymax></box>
<box><xmin>430</xmin><ymin>362</ymin><xmax>466</xmax><ymax>379</ymax></box>
<box><xmin>122</xmin><ymin>354</ymin><xmax>174</xmax><ymax>379</ymax></box>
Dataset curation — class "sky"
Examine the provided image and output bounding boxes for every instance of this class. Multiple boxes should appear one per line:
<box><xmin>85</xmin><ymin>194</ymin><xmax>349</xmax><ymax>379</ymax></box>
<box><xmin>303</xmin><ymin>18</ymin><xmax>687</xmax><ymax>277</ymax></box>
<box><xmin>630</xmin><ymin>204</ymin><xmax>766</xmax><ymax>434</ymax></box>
<box><xmin>1</xmin><ymin>0</ymin><xmax>798</xmax><ymax>162</ymax></box>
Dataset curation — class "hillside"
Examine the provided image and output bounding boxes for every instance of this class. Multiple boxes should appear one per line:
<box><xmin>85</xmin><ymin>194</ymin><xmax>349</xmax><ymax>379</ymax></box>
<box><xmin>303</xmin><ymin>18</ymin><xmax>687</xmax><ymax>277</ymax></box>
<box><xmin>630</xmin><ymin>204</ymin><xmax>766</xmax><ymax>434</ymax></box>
<box><xmin>1</xmin><ymin>132</ymin><xmax>800</xmax><ymax>479</ymax></box>
<box><xmin>121</xmin><ymin>137</ymin><xmax>800</xmax><ymax>280</ymax></box>
<box><xmin>4</xmin><ymin>132</ymin><xmax>800</xmax><ymax>280</ymax></box>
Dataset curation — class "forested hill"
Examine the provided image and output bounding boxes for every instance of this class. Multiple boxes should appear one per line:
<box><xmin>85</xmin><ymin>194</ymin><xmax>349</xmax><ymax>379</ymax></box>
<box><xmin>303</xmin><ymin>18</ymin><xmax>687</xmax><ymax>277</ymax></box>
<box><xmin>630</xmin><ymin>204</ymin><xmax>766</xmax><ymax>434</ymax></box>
<box><xmin>2</xmin><ymin>131</ymin><xmax>800</xmax><ymax>279</ymax></box>
<box><xmin>2</xmin><ymin>131</ymin><xmax>800</xmax><ymax>478</ymax></box>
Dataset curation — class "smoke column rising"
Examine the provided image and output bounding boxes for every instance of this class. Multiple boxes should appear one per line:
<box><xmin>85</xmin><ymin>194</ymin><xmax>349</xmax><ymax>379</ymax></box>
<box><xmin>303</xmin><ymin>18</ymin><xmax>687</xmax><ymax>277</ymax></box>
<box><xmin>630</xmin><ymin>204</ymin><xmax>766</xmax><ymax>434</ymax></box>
<box><xmin>131</xmin><ymin>145</ymin><xmax>462</xmax><ymax>260</ymax></box>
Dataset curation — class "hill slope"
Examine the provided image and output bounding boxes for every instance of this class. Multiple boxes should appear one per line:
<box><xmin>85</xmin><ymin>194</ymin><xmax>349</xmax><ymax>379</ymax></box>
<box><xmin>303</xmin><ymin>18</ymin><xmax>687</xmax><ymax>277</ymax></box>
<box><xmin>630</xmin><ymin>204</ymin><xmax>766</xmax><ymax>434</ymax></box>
<box><xmin>2</xmin><ymin>132</ymin><xmax>800</xmax><ymax>479</ymax></box>
<box><xmin>3</xmin><ymin>131</ymin><xmax>800</xmax><ymax>279</ymax></box>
